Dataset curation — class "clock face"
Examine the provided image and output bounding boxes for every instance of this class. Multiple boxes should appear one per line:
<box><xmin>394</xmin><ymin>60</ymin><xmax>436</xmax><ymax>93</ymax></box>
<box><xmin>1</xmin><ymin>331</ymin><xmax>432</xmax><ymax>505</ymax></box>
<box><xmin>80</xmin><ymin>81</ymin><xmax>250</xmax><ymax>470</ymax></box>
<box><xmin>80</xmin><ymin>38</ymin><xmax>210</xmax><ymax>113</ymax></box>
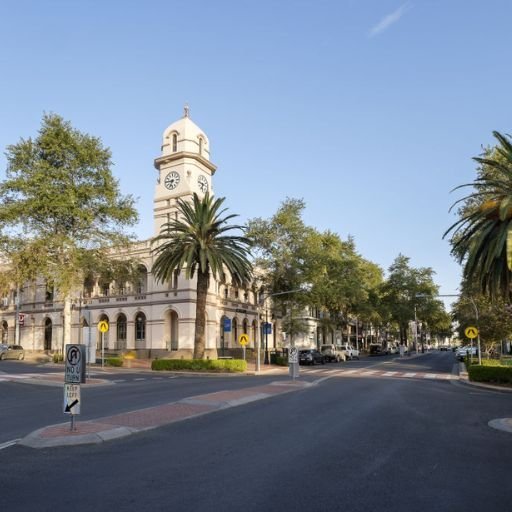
<box><xmin>164</xmin><ymin>171</ymin><xmax>180</xmax><ymax>190</ymax></box>
<box><xmin>198</xmin><ymin>175</ymin><xmax>208</xmax><ymax>193</ymax></box>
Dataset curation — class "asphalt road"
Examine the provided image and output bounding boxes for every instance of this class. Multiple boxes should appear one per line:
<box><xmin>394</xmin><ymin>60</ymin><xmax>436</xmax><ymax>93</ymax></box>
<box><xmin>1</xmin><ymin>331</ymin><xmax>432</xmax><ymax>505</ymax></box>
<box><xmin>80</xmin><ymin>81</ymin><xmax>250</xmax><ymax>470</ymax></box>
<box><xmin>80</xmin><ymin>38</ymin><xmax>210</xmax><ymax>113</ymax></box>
<box><xmin>1</xmin><ymin>352</ymin><xmax>511</xmax><ymax>511</ymax></box>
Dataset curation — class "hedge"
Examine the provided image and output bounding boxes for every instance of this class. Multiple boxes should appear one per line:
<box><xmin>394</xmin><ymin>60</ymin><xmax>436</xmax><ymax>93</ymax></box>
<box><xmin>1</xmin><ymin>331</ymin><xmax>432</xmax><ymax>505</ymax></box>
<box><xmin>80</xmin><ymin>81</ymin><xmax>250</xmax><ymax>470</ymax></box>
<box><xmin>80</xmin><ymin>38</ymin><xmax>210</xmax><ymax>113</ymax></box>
<box><xmin>151</xmin><ymin>358</ymin><xmax>247</xmax><ymax>373</ymax></box>
<box><xmin>105</xmin><ymin>357</ymin><xmax>124</xmax><ymax>367</ymax></box>
<box><xmin>468</xmin><ymin>364</ymin><xmax>512</xmax><ymax>386</ymax></box>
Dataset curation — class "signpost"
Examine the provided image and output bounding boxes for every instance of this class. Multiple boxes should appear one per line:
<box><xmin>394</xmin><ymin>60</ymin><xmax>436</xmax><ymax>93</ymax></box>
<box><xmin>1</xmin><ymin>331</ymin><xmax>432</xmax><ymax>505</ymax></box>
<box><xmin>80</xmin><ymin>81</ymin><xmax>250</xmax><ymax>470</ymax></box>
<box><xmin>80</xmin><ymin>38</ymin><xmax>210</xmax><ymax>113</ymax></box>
<box><xmin>18</xmin><ymin>313</ymin><xmax>25</xmax><ymax>327</ymax></box>
<box><xmin>64</xmin><ymin>344</ymin><xmax>86</xmax><ymax>431</ymax></box>
<box><xmin>98</xmin><ymin>320</ymin><xmax>109</xmax><ymax>369</ymax></box>
<box><xmin>288</xmin><ymin>346</ymin><xmax>299</xmax><ymax>380</ymax></box>
<box><xmin>239</xmin><ymin>333</ymin><xmax>249</xmax><ymax>361</ymax></box>
<box><xmin>465</xmin><ymin>326</ymin><xmax>478</xmax><ymax>339</ymax></box>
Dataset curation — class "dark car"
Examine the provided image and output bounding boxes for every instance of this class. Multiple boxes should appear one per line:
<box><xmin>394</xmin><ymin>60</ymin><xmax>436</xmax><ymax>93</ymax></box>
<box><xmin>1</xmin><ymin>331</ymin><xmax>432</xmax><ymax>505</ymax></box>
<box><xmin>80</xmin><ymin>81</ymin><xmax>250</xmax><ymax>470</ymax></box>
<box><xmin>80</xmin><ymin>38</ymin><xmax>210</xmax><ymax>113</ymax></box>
<box><xmin>299</xmin><ymin>349</ymin><xmax>325</xmax><ymax>365</ymax></box>
<box><xmin>0</xmin><ymin>344</ymin><xmax>25</xmax><ymax>360</ymax></box>
<box><xmin>369</xmin><ymin>344</ymin><xmax>388</xmax><ymax>356</ymax></box>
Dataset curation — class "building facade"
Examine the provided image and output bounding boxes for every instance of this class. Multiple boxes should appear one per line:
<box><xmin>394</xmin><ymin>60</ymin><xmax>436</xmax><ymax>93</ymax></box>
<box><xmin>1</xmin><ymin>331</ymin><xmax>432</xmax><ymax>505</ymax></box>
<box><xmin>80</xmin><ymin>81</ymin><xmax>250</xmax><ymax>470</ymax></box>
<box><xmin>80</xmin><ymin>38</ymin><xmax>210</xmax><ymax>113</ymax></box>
<box><xmin>1</xmin><ymin>108</ymin><xmax>321</xmax><ymax>359</ymax></box>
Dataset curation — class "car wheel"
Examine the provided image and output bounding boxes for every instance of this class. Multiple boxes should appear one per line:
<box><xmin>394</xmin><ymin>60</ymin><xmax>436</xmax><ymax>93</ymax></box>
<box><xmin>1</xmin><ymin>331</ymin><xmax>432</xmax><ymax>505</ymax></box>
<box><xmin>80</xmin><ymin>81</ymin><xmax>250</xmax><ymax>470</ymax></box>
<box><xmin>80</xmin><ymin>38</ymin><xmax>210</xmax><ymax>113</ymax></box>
<box><xmin>18</xmin><ymin>353</ymin><xmax>24</xmax><ymax>360</ymax></box>
<box><xmin>0</xmin><ymin>353</ymin><xmax>4</xmax><ymax>360</ymax></box>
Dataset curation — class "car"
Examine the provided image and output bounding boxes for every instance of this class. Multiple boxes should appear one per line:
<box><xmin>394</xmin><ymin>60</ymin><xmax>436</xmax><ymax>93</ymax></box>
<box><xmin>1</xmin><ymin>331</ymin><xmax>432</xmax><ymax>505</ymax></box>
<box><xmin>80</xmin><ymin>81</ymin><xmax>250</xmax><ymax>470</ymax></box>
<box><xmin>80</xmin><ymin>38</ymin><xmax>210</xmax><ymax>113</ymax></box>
<box><xmin>320</xmin><ymin>344</ymin><xmax>346</xmax><ymax>362</ymax></box>
<box><xmin>339</xmin><ymin>344</ymin><xmax>360</xmax><ymax>360</ymax></box>
<box><xmin>456</xmin><ymin>345</ymin><xmax>477</xmax><ymax>360</ymax></box>
<box><xmin>388</xmin><ymin>344</ymin><xmax>400</xmax><ymax>355</ymax></box>
<box><xmin>439</xmin><ymin>346</ymin><xmax>450</xmax><ymax>351</ymax></box>
<box><xmin>0</xmin><ymin>344</ymin><xmax>25</xmax><ymax>360</ymax></box>
<box><xmin>369</xmin><ymin>344</ymin><xmax>388</xmax><ymax>356</ymax></box>
<box><xmin>299</xmin><ymin>349</ymin><xmax>325</xmax><ymax>365</ymax></box>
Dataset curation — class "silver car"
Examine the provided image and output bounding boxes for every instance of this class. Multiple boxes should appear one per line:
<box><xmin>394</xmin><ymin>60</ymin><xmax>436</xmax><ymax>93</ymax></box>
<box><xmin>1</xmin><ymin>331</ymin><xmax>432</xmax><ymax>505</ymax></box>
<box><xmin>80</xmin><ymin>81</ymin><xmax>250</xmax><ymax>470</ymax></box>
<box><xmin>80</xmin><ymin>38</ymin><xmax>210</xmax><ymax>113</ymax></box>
<box><xmin>0</xmin><ymin>344</ymin><xmax>25</xmax><ymax>360</ymax></box>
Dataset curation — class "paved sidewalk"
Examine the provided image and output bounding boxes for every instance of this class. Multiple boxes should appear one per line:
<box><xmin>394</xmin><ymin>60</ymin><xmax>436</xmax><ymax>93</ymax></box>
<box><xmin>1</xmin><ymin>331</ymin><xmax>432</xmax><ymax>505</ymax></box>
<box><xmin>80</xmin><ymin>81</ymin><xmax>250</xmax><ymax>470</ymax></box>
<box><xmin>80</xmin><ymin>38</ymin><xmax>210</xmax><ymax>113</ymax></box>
<box><xmin>19</xmin><ymin>379</ymin><xmax>311</xmax><ymax>449</ymax></box>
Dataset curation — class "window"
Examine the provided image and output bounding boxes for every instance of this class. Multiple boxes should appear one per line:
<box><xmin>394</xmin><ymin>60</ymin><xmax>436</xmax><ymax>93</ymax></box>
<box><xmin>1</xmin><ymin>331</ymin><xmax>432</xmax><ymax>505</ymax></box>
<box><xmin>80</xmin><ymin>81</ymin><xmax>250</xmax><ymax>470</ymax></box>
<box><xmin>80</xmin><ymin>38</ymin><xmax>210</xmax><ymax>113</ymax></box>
<box><xmin>198</xmin><ymin>137</ymin><xmax>203</xmax><ymax>155</ymax></box>
<box><xmin>135</xmin><ymin>312</ymin><xmax>146</xmax><ymax>341</ymax></box>
<box><xmin>172</xmin><ymin>133</ymin><xmax>177</xmax><ymax>152</ymax></box>
<box><xmin>173</xmin><ymin>270</ymin><xmax>179</xmax><ymax>289</ymax></box>
<box><xmin>117</xmin><ymin>314</ymin><xmax>127</xmax><ymax>342</ymax></box>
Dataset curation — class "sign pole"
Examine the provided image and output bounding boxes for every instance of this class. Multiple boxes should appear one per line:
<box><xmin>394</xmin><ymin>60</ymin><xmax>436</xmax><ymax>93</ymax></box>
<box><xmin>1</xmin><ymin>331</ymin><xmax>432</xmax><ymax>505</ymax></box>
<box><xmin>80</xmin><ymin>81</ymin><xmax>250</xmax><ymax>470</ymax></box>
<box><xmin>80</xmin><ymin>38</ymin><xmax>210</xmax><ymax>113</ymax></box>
<box><xmin>101</xmin><ymin>331</ymin><xmax>104</xmax><ymax>370</ymax></box>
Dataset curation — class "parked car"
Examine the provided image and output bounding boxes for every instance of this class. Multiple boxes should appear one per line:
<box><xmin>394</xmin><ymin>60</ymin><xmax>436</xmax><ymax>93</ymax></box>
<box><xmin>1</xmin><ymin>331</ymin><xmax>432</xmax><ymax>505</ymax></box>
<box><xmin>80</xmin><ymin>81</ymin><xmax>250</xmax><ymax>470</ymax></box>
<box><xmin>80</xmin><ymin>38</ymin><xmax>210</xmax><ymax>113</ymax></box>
<box><xmin>339</xmin><ymin>344</ymin><xmax>360</xmax><ymax>360</ymax></box>
<box><xmin>299</xmin><ymin>349</ymin><xmax>325</xmax><ymax>365</ymax></box>
<box><xmin>439</xmin><ymin>345</ymin><xmax>451</xmax><ymax>351</ymax></box>
<box><xmin>388</xmin><ymin>344</ymin><xmax>400</xmax><ymax>355</ymax></box>
<box><xmin>369</xmin><ymin>344</ymin><xmax>388</xmax><ymax>356</ymax></box>
<box><xmin>0</xmin><ymin>344</ymin><xmax>25</xmax><ymax>360</ymax></box>
<box><xmin>456</xmin><ymin>345</ymin><xmax>477</xmax><ymax>360</ymax></box>
<box><xmin>320</xmin><ymin>344</ymin><xmax>346</xmax><ymax>362</ymax></box>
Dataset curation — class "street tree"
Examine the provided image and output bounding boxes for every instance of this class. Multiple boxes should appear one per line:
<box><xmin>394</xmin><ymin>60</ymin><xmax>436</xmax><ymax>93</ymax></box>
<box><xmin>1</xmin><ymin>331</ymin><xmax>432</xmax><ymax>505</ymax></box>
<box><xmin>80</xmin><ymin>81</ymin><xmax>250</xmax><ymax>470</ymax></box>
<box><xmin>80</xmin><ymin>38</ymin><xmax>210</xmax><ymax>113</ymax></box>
<box><xmin>152</xmin><ymin>193</ymin><xmax>253</xmax><ymax>359</ymax></box>
<box><xmin>445</xmin><ymin>132</ymin><xmax>512</xmax><ymax>299</ymax></box>
<box><xmin>380</xmin><ymin>254</ymin><xmax>441</xmax><ymax>345</ymax></box>
<box><xmin>0</xmin><ymin>114</ymin><xmax>138</xmax><ymax>348</ymax></box>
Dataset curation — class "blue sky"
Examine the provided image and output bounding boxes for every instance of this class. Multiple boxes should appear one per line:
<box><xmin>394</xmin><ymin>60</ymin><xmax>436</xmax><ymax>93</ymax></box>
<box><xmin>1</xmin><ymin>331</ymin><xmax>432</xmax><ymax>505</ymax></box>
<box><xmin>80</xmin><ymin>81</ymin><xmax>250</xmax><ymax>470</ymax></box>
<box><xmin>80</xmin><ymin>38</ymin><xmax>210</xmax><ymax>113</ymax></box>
<box><xmin>1</xmin><ymin>0</ymin><xmax>511</xmax><ymax>308</ymax></box>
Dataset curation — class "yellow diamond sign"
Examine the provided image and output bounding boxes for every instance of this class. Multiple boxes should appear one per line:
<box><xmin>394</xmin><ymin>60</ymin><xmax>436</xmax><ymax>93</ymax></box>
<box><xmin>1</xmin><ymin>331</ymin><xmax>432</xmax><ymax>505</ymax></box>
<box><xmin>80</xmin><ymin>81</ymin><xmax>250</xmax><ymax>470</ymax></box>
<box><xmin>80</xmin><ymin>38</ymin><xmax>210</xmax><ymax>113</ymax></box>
<box><xmin>464</xmin><ymin>326</ymin><xmax>478</xmax><ymax>339</ymax></box>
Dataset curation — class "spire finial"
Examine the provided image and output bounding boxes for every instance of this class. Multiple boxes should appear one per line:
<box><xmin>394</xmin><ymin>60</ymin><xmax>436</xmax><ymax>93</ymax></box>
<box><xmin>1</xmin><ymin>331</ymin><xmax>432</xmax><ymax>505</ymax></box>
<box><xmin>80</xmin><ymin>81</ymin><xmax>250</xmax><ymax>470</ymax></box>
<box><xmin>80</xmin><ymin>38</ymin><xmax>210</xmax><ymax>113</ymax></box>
<box><xmin>183</xmin><ymin>103</ymin><xmax>190</xmax><ymax>118</ymax></box>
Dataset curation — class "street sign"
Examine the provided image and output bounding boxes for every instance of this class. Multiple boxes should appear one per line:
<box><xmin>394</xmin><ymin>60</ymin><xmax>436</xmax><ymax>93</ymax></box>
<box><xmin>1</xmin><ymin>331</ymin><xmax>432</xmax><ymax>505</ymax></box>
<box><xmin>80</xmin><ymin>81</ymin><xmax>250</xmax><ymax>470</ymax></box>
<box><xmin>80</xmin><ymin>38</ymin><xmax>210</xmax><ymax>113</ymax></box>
<box><xmin>263</xmin><ymin>322</ymin><xmax>272</xmax><ymax>335</ymax></box>
<box><xmin>239</xmin><ymin>334</ymin><xmax>249</xmax><ymax>346</ymax></box>
<box><xmin>465</xmin><ymin>326</ymin><xmax>478</xmax><ymax>339</ymax></box>
<box><xmin>223</xmin><ymin>318</ymin><xmax>231</xmax><ymax>332</ymax></box>
<box><xmin>288</xmin><ymin>346</ymin><xmax>299</xmax><ymax>364</ymax></box>
<box><xmin>98</xmin><ymin>320</ymin><xmax>109</xmax><ymax>333</ymax></box>
<box><xmin>63</xmin><ymin>383</ymin><xmax>81</xmax><ymax>415</ymax></box>
<box><xmin>18</xmin><ymin>313</ymin><xmax>25</xmax><ymax>326</ymax></box>
<box><xmin>65</xmin><ymin>344</ymin><xmax>86</xmax><ymax>384</ymax></box>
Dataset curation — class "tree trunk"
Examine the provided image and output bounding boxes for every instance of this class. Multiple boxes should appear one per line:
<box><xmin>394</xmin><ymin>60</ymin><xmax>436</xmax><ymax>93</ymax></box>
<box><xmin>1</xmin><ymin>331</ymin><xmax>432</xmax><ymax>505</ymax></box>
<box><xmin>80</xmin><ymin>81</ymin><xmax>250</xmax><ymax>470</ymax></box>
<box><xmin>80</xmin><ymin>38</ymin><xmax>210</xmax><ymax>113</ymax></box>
<box><xmin>194</xmin><ymin>270</ymin><xmax>209</xmax><ymax>359</ymax></box>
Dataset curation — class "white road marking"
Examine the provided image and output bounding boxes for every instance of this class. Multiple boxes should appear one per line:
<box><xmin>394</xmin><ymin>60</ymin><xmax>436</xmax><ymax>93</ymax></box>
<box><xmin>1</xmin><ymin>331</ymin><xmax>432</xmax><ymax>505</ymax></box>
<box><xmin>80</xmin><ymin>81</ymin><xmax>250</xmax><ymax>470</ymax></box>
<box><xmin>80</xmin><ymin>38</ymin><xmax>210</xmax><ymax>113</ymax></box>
<box><xmin>383</xmin><ymin>371</ymin><xmax>398</xmax><ymax>376</ymax></box>
<box><xmin>0</xmin><ymin>439</ymin><xmax>20</xmax><ymax>450</ymax></box>
<box><xmin>403</xmin><ymin>372</ymin><xmax>417</xmax><ymax>377</ymax></box>
<box><xmin>424</xmin><ymin>373</ymin><xmax>437</xmax><ymax>379</ymax></box>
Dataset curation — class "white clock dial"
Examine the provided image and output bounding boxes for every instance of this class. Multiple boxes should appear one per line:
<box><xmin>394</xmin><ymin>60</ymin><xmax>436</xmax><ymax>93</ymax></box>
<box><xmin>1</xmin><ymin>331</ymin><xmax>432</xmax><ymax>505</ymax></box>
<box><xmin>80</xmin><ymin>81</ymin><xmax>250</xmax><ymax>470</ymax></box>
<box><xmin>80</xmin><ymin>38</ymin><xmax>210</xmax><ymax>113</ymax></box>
<box><xmin>164</xmin><ymin>171</ymin><xmax>180</xmax><ymax>190</ymax></box>
<box><xmin>197</xmin><ymin>175</ymin><xmax>208</xmax><ymax>193</ymax></box>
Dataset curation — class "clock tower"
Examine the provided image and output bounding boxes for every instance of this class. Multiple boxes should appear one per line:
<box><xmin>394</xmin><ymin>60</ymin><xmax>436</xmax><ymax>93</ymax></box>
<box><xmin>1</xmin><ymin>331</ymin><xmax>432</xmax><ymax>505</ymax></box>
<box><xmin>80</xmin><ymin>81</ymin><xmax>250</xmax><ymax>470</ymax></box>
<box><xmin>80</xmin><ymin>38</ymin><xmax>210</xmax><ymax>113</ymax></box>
<box><xmin>153</xmin><ymin>106</ymin><xmax>217</xmax><ymax>235</ymax></box>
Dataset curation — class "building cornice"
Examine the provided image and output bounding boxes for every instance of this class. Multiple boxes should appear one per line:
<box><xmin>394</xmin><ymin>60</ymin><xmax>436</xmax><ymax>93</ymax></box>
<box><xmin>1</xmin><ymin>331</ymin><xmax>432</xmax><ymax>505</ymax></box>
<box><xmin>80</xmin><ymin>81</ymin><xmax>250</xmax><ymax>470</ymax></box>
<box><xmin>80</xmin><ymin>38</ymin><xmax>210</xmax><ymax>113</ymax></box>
<box><xmin>154</xmin><ymin>152</ymin><xmax>217</xmax><ymax>174</ymax></box>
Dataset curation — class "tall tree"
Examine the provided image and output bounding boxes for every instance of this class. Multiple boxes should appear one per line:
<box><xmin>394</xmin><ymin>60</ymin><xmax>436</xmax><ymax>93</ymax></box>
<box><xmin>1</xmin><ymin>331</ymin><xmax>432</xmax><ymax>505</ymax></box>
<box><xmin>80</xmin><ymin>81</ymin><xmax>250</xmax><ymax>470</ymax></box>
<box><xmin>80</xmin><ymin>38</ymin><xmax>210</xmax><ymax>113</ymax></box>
<box><xmin>445</xmin><ymin>131</ymin><xmax>512</xmax><ymax>298</ymax></box>
<box><xmin>152</xmin><ymin>193</ymin><xmax>253</xmax><ymax>359</ymax></box>
<box><xmin>0</xmin><ymin>113</ymin><xmax>138</xmax><ymax>347</ymax></box>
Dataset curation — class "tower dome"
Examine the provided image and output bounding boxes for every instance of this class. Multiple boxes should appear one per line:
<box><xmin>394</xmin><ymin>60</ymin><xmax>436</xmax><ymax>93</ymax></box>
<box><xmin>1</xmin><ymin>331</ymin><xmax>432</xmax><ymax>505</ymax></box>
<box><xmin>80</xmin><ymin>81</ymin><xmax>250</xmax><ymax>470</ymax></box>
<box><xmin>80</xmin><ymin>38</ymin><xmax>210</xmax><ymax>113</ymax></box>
<box><xmin>161</xmin><ymin>105</ymin><xmax>210</xmax><ymax>160</ymax></box>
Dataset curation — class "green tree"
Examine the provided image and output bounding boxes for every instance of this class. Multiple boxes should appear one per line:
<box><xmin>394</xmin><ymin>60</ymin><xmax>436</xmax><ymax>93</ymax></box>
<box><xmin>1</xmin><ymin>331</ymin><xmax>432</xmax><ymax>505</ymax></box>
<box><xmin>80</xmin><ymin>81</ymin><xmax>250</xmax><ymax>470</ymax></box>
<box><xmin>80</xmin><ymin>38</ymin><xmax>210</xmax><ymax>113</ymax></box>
<box><xmin>152</xmin><ymin>193</ymin><xmax>253</xmax><ymax>359</ymax></box>
<box><xmin>380</xmin><ymin>255</ymin><xmax>442</xmax><ymax>345</ymax></box>
<box><xmin>0</xmin><ymin>113</ymin><xmax>138</xmax><ymax>347</ymax></box>
<box><xmin>445</xmin><ymin>131</ymin><xmax>512</xmax><ymax>299</ymax></box>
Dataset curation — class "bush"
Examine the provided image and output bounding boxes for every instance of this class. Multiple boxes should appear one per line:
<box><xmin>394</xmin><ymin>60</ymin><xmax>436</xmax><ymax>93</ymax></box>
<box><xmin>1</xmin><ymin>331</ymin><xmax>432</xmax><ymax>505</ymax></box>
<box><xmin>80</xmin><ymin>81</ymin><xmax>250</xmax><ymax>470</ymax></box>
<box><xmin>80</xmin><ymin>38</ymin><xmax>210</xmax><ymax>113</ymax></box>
<box><xmin>151</xmin><ymin>358</ymin><xmax>247</xmax><ymax>373</ymax></box>
<box><xmin>53</xmin><ymin>353</ymin><xmax>64</xmax><ymax>363</ymax></box>
<box><xmin>275</xmin><ymin>356</ymin><xmax>288</xmax><ymax>366</ymax></box>
<box><xmin>105</xmin><ymin>357</ymin><xmax>124</xmax><ymax>367</ymax></box>
<box><xmin>468</xmin><ymin>364</ymin><xmax>512</xmax><ymax>386</ymax></box>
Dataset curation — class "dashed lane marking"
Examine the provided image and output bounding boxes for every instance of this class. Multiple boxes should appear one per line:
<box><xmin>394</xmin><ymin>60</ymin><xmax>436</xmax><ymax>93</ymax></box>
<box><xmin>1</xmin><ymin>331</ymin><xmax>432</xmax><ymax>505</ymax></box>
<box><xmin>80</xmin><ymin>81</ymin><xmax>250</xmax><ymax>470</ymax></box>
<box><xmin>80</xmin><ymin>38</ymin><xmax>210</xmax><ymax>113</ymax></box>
<box><xmin>403</xmin><ymin>372</ymin><xmax>417</xmax><ymax>377</ymax></box>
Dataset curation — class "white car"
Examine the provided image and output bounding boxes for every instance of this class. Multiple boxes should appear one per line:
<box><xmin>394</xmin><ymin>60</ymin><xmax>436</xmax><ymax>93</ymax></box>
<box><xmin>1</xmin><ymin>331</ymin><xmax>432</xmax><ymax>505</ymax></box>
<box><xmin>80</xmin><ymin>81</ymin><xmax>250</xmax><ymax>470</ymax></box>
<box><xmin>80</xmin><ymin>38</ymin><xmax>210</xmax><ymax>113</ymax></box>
<box><xmin>456</xmin><ymin>346</ymin><xmax>477</xmax><ymax>360</ymax></box>
<box><xmin>339</xmin><ymin>344</ymin><xmax>360</xmax><ymax>360</ymax></box>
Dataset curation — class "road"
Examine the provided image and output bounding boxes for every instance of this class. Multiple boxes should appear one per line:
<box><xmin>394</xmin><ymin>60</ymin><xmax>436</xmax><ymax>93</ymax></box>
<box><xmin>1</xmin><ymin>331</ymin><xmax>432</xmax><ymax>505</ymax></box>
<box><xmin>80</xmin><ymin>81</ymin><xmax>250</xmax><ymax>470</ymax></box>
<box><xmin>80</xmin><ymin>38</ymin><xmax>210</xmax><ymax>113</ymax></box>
<box><xmin>1</xmin><ymin>352</ymin><xmax>511</xmax><ymax>511</ymax></box>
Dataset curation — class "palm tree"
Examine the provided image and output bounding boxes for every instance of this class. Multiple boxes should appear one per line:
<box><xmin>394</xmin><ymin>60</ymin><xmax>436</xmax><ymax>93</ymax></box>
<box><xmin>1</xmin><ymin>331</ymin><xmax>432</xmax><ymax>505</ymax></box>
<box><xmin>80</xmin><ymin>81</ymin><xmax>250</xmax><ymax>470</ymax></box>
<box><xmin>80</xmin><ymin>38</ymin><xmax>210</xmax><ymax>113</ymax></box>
<box><xmin>444</xmin><ymin>131</ymin><xmax>512</xmax><ymax>299</ymax></box>
<box><xmin>152</xmin><ymin>193</ymin><xmax>253</xmax><ymax>359</ymax></box>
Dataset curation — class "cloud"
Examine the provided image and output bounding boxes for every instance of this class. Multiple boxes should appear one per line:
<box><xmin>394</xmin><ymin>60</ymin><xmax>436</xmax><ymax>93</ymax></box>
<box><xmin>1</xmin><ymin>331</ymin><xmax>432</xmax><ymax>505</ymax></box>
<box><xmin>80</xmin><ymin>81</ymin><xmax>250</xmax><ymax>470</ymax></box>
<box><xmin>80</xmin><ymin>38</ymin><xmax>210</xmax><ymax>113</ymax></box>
<box><xmin>368</xmin><ymin>2</ymin><xmax>412</xmax><ymax>37</ymax></box>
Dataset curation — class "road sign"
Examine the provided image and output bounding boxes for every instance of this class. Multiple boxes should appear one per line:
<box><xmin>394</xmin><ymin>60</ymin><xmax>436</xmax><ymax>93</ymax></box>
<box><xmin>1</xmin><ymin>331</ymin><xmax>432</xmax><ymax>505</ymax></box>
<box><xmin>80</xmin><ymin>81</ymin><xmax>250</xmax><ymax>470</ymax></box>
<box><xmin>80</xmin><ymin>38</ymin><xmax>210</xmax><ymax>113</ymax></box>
<box><xmin>263</xmin><ymin>322</ymin><xmax>272</xmax><ymax>335</ymax></box>
<box><xmin>63</xmin><ymin>383</ymin><xmax>81</xmax><ymax>415</ymax></box>
<box><xmin>465</xmin><ymin>326</ymin><xmax>478</xmax><ymax>339</ymax></box>
<box><xmin>223</xmin><ymin>318</ymin><xmax>231</xmax><ymax>332</ymax></box>
<box><xmin>65</xmin><ymin>344</ymin><xmax>86</xmax><ymax>384</ymax></box>
<box><xmin>98</xmin><ymin>320</ymin><xmax>109</xmax><ymax>333</ymax></box>
<box><xmin>18</xmin><ymin>313</ymin><xmax>25</xmax><ymax>326</ymax></box>
<box><xmin>288</xmin><ymin>346</ymin><xmax>299</xmax><ymax>364</ymax></box>
<box><xmin>239</xmin><ymin>334</ymin><xmax>249</xmax><ymax>346</ymax></box>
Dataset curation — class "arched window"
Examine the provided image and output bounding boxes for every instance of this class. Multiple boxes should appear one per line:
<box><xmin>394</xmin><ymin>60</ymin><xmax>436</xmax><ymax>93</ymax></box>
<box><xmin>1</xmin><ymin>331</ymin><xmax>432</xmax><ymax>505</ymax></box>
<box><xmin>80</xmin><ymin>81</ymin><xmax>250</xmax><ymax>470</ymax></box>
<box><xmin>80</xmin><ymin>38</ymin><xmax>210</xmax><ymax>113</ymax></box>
<box><xmin>1</xmin><ymin>321</ymin><xmax>8</xmax><ymax>344</ymax></box>
<box><xmin>117</xmin><ymin>314</ymin><xmax>127</xmax><ymax>343</ymax></box>
<box><xmin>135</xmin><ymin>312</ymin><xmax>146</xmax><ymax>341</ymax></box>
<box><xmin>172</xmin><ymin>133</ymin><xmax>177</xmax><ymax>152</ymax></box>
<box><xmin>232</xmin><ymin>318</ymin><xmax>238</xmax><ymax>345</ymax></box>
<box><xmin>83</xmin><ymin>274</ymin><xmax>95</xmax><ymax>298</ymax></box>
<box><xmin>198</xmin><ymin>137</ymin><xmax>203</xmax><ymax>155</ymax></box>
<box><xmin>243</xmin><ymin>318</ymin><xmax>248</xmax><ymax>334</ymax></box>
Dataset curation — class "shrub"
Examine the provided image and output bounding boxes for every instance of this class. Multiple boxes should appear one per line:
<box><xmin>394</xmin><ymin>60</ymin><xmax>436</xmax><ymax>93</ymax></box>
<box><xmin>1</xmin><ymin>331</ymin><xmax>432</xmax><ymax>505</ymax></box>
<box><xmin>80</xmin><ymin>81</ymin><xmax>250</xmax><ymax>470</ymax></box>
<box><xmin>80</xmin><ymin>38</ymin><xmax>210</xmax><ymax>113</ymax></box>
<box><xmin>53</xmin><ymin>353</ymin><xmax>63</xmax><ymax>363</ymax></box>
<box><xmin>105</xmin><ymin>357</ymin><xmax>124</xmax><ymax>367</ymax></box>
<box><xmin>468</xmin><ymin>364</ymin><xmax>512</xmax><ymax>386</ymax></box>
<box><xmin>151</xmin><ymin>358</ymin><xmax>247</xmax><ymax>373</ymax></box>
<box><xmin>275</xmin><ymin>356</ymin><xmax>288</xmax><ymax>366</ymax></box>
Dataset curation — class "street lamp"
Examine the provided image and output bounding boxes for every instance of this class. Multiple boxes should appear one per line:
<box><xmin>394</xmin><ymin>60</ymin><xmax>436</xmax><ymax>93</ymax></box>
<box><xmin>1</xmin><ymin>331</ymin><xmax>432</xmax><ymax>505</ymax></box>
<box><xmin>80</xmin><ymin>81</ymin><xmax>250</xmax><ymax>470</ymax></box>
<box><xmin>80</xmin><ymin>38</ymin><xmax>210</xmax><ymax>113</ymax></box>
<box><xmin>257</xmin><ymin>285</ymin><xmax>311</xmax><ymax>371</ymax></box>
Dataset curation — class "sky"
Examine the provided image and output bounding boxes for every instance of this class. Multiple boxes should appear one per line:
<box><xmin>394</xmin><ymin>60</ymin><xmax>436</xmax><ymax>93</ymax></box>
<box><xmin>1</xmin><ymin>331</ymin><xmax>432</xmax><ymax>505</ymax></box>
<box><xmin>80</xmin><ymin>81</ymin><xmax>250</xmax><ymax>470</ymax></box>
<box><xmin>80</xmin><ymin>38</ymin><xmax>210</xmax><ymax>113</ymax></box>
<box><xmin>1</xmin><ymin>0</ymin><xmax>511</xmax><ymax>310</ymax></box>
